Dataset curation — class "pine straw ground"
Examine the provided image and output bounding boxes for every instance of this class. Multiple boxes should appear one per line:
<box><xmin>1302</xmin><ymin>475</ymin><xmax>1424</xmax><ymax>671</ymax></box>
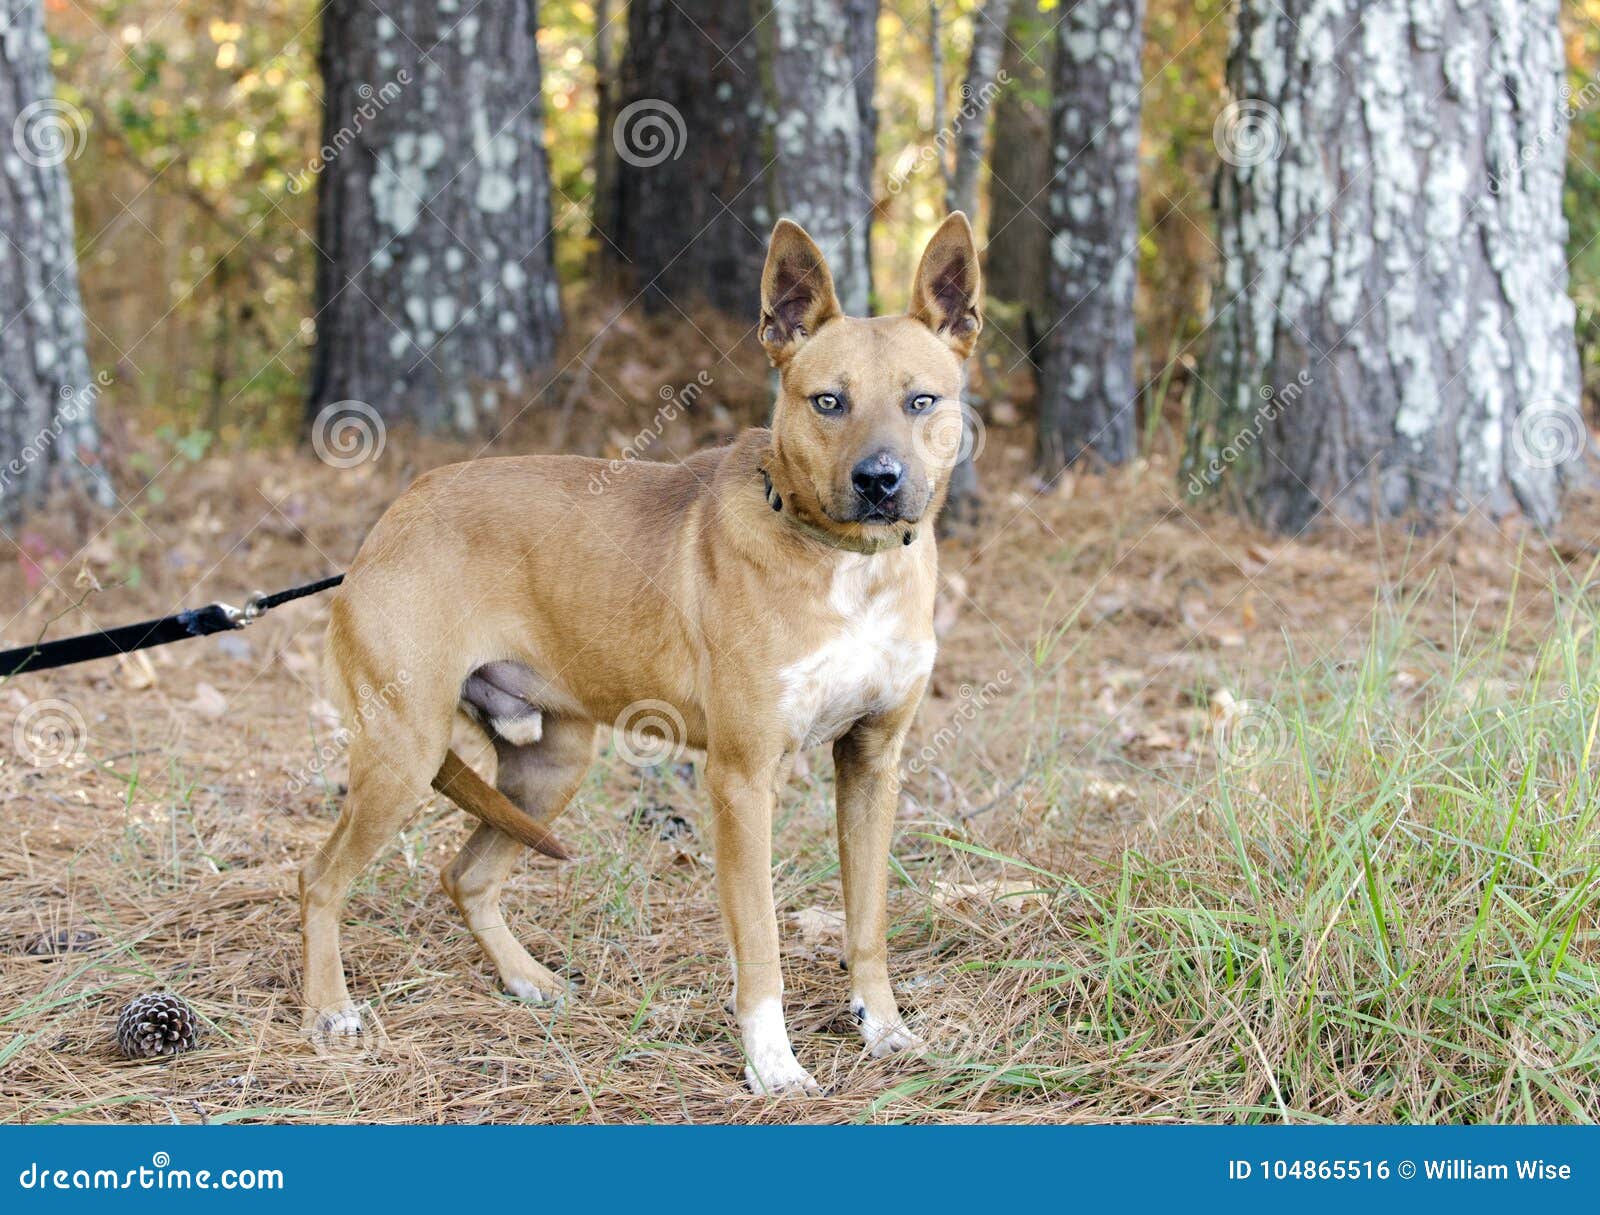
<box><xmin>2</xmin><ymin>374</ymin><xmax>1600</xmax><ymax>1122</ymax></box>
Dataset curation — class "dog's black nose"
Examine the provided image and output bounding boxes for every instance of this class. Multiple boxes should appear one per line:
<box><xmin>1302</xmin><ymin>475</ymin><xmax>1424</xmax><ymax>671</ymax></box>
<box><xmin>851</xmin><ymin>452</ymin><xmax>905</xmax><ymax>506</ymax></box>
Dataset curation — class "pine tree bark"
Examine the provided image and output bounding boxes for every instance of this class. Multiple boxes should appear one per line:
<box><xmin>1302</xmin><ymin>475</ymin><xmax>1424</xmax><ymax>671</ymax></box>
<box><xmin>608</xmin><ymin>0</ymin><xmax>878</xmax><ymax>317</ymax></box>
<box><xmin>0</xmin><ymin>0</ymin><xmax>110</xmax><ymax>521</ymax></box>
<box><xmin>607</xmin><ymin>0</ymin><xmax>767</xmax><ymax>315</ymax></box>
<box><xmin>1035</xmin><ymin>0</ymin><xmax>1146</xmax><ymax>472</ymax></box>
<box><xmin>307</xmin><ymin>0</ymin><xmax>563</xmax><ymax>435</ymax></box>
<box><xmin>763</xmin><ymin>0</ymin><xmax>878</xmax><ymax>314</ymax></box>
<box><xmin>941</xmin><ymin>0</ymin><xmax>1016</xmax><ymax>531</ymax></box>
<box><xmin>948</xmin><ymin>0</ymin><xmax>1014</xmax><ymax>219</ymax></box>
<box><xmin>1191</xmin><ymin>0</ymin><xmax>1582</xmax><ymax>531</ymax></box>
<box><xmin>985</xmin><ymin>0</ymin><xmax>1052</xmax><ymax>308</ymax></box>
<box><xmin>590</xmin><ymin>0</ymin><xmax>620</xmax><ymax>270</ymax></box>
<box><xmin>845</xmin><ymin>0</ymin><xmax>880</xmax><ymax>302</ymax></box>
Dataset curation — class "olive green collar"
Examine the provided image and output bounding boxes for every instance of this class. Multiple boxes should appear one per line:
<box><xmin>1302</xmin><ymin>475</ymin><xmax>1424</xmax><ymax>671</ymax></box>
<box><xmin>760</xmin><ymin>469</ymin><xmax>915</xmax><ymax>555</ymax></box>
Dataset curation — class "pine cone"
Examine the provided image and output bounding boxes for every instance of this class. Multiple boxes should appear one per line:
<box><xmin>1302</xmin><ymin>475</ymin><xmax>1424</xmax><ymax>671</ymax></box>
<box><xmin>115</xmin><ymin>992</ymin><xmax>202</xmax><ymax>1060</ymax></box>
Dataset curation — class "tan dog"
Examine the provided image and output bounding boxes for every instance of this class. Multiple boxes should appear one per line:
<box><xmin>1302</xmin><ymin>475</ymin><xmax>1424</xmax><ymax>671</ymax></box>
<box><xmin>301</xmin><ymin>214</ymin><xmax>982</xmax><ymax>1094</ymax></box>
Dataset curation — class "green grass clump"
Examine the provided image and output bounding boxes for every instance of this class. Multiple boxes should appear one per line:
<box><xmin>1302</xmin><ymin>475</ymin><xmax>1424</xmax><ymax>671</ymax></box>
<box><xmin>897</xmin><ymin>573</ymin><xmax>1600</xmax><ymax>1123</ymax></box>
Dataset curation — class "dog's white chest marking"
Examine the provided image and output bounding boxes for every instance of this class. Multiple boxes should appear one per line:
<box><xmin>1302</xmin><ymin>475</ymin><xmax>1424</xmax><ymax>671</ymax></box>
<box><xmin>778</xmin><ymin>555</ymin><xmax>935</xmax><ymax>749</ymax></box>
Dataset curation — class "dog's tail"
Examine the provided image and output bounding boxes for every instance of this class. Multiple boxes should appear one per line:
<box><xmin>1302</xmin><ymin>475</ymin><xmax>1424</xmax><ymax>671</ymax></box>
<box><xmin>431</xmin><ymin>749</ymin><xmax>571</xmax><ymax>861</ymax></box>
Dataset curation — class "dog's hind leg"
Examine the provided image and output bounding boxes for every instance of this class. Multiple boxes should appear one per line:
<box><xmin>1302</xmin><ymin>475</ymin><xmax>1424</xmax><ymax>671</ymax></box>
<box><xmin>300</xmin><ymin>736</ymin><xmax>432</xmax><ymax>1035</ymax></box>
<box><xmin>441</xmin><ymin>717</ymin><xmax>595</xmax><ymax>1002</ymax></box>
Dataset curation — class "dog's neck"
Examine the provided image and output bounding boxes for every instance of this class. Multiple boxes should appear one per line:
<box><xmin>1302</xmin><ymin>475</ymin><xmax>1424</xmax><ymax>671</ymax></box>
<box><xmin>758</xmin><ymin>467</ymin><xmax>915</xmax><ymax>556</ymax></box>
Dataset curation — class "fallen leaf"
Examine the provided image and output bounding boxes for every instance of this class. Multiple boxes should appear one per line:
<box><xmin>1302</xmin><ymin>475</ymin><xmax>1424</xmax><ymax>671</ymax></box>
<box><xmin>789</xmin><ymin>906</ymin><xmax>844</xmax><ymax>947</ymax></box>
<box><xmin>1208</xmin><ymin>688</ymin><xmax>1240</xmax><ymax>730</ymax></box>
<box><xmin>1080</xmin><ymin>775</ymin><xmax>1136</xmax><ymax>813</ymax></box>
<box><xmin>931</xmin><ymin>879</ymin><xmax>1047</xmax><ymax>916</ymax></box>
<box><xmin>188</xmin><ymin>681</ymin><xmax>228</xmax><ymax>720</ymax></box>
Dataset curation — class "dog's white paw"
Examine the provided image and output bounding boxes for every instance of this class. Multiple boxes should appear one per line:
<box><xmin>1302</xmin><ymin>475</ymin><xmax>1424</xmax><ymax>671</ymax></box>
<box><xmin>853</xmin><ymin>999</ymin><xmax>923</xmax><ymax>1058</ymax></box>
<box><xmin>310</xmin><ymin>1005</ymin><xmax>362</xmax><ymax>1036</ymax></box>
<box><xmin>500</xmin><ymin>958</ymin><xmax>571</xmax><ymax>1004</ymax></box>
<box><xmin>744</xmin><ymin>1049</ymin><xmax>822</xmax><ymax>1097</ymax></box>
<box><xmin>504</xmin><ymin>976</ymin><xmax>561</xmax><ymax>1003</ymax></box>
<box><xmin>740</xmin><ymin>999</ymin><xmax>821</xmax><ymax>1097</ymax></box>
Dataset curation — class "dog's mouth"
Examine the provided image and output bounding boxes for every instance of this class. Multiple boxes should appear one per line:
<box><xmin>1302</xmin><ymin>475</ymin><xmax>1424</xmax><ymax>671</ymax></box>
<box><xmin>831</xmin><ymin>498</ymin><xmax>918</xmax><ymax>527</ymax></box>
<box><xmin>854</xmin><ymin>502</ymin><xmax>906</xmax><ymax>524</ymax></box>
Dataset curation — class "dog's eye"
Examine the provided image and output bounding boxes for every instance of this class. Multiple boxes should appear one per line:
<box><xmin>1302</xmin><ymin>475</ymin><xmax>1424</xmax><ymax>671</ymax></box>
<box><xmin>811</xmin><ymin>393</ymin><xmax>845</xmax><ymax>415</ymax></box>
<box><xmin>908</xmin><ymin>394</ymin><xmax>937</xmax><ymax>413</ymax></box>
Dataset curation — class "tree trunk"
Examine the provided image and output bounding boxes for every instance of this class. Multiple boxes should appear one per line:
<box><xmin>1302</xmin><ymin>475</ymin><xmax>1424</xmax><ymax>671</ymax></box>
<box><xmin>1035</xmin><ymin>0</ymin><xmax>1146</xmax><ymax>473</ymax></box>
<box><xmin>941</xmin><ymin>0</ymin><xmax>1015</xmax><ymax>532</ymax></box>
<box><xmin>948</xmin><ymin>0</ymin><xmax>1014</xmax><ymax>219</ymax></box>
<box><xmin>1191</xmin><ymin>0</ymin><xmax>1582</xmax><ymax>532</ymax></box>
<box><xmin>762</xmin><ymin>0</ymin><xmax>879</xmax><ymax>314</ymax></box>
<box><xmin>984</xmin><ymin>0</ymin><xmax>1053</xmax><ymax>308</ymax></box>
<box><xmin>608</xmin><ymin>0</ymin><xmax>767</xmax><ymax>315</ymax></box>
<box><xmin>0</xmin><ymin>0</ymin><xmax>110</xmax><ymax>521</ymax></box>
<box><xmin>607</xmin><ymin>0</ymin><xmax>878</xmax><ymax>318</ymax></box>
<box><xmin>307</xmin><ymin>0</ymin><xmax>563</xmax><ymax>435</ymax></box>
<box><xmin>590</xmin><ymin>0</ymin><xmax>620</xmax><ymax>271</ymax></box>
<box><xmin>847</xmin><ymin>0</ymin><xmax>882</xmax><ymax>305</ymax></box>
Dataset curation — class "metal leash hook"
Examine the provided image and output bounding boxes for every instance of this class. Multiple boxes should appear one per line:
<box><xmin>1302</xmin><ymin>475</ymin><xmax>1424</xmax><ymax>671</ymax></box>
<box><xmin>219</xmin><ymin>591</ymin><xmax>269</xmax><ymax>628</ymax></box>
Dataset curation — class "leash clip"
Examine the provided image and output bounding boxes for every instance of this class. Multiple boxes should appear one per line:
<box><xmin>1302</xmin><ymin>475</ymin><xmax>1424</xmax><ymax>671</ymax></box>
<box><xmin>219</xmin><ymin>591</ymin><xmax>268</xmax><ymax>628</ymax></box>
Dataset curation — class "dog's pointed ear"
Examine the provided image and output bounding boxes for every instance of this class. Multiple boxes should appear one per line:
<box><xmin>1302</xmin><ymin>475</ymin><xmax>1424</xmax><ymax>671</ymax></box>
<box><xmin>759</xmin><ymin>219</ymin><xmax>842</xmax><ymax>366</ymax></box>
<box><xmin>908</xmin><ymin>212</ymin><xmax>983</xmax><ymax>359</ymax></box>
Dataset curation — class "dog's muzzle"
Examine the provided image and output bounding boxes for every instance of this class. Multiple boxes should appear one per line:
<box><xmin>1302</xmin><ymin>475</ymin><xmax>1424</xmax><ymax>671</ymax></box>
<box><xmin>850</xmin><ymin>451</ymin><xmax>909</xmax><ymax>522</ymax></box>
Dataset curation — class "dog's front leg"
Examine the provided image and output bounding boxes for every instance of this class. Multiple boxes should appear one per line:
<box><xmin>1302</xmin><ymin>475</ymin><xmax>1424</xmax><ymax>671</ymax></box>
<box><xmin>706</xmin><ymin>748</ymin><xmax>819</xmax><ymax>1096</ymax></box>
<box><xmin>834</xmin><ymin>712</ymin><xmax>924</xmax><ymax>1058</ymax></box>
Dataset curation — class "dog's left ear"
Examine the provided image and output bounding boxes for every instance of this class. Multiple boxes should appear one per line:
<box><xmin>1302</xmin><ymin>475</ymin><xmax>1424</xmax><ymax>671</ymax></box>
<box><xmin>760</xmin><ymin>219</ymin><xmax>843</xmax><ymax>366</ymax></box>
<box><xmin>908</xmin><ymin>212</ymin><xmax>983</xmax><ymax>359</ymax></box>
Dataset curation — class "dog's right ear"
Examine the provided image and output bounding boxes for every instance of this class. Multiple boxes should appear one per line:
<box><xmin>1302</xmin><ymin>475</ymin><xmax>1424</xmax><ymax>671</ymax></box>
<box><xmin>759</xmin><ymin>220</ymin><xmax>842</xmax><ymax>366</ymax></box>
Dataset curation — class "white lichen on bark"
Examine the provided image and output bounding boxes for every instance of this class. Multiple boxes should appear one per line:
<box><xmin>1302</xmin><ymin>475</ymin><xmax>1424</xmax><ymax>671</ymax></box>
<box><xmin>1196</xmin><ymin>0</ymin><xmax>1581</xmax><ymax>530</ymax></box>
<box><xmin>310</xmin><ymin>0</ymin><xmax>562</xmax><ymax>433</ymax></box>
<box><xmin>763</xmin><ymin>0</ymin><xmax>877</xmax><ymax>315</ymax></box>
<box><xmin>0</xmin><ymin>0</ymin><xmax>111</xmax><ymax>519</ymax></box>
<box><xmin>1035</xmin><ymin>0</ymin><xmax>1145</xmax><ymax>470</ymax></box>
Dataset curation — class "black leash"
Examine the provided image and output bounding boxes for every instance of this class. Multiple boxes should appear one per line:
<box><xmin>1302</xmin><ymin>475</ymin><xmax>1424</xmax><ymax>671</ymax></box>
<box><xmin>0</xmin><ymin>574</ymin><xmax>344</xmax><ymax>678</ymax></box>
